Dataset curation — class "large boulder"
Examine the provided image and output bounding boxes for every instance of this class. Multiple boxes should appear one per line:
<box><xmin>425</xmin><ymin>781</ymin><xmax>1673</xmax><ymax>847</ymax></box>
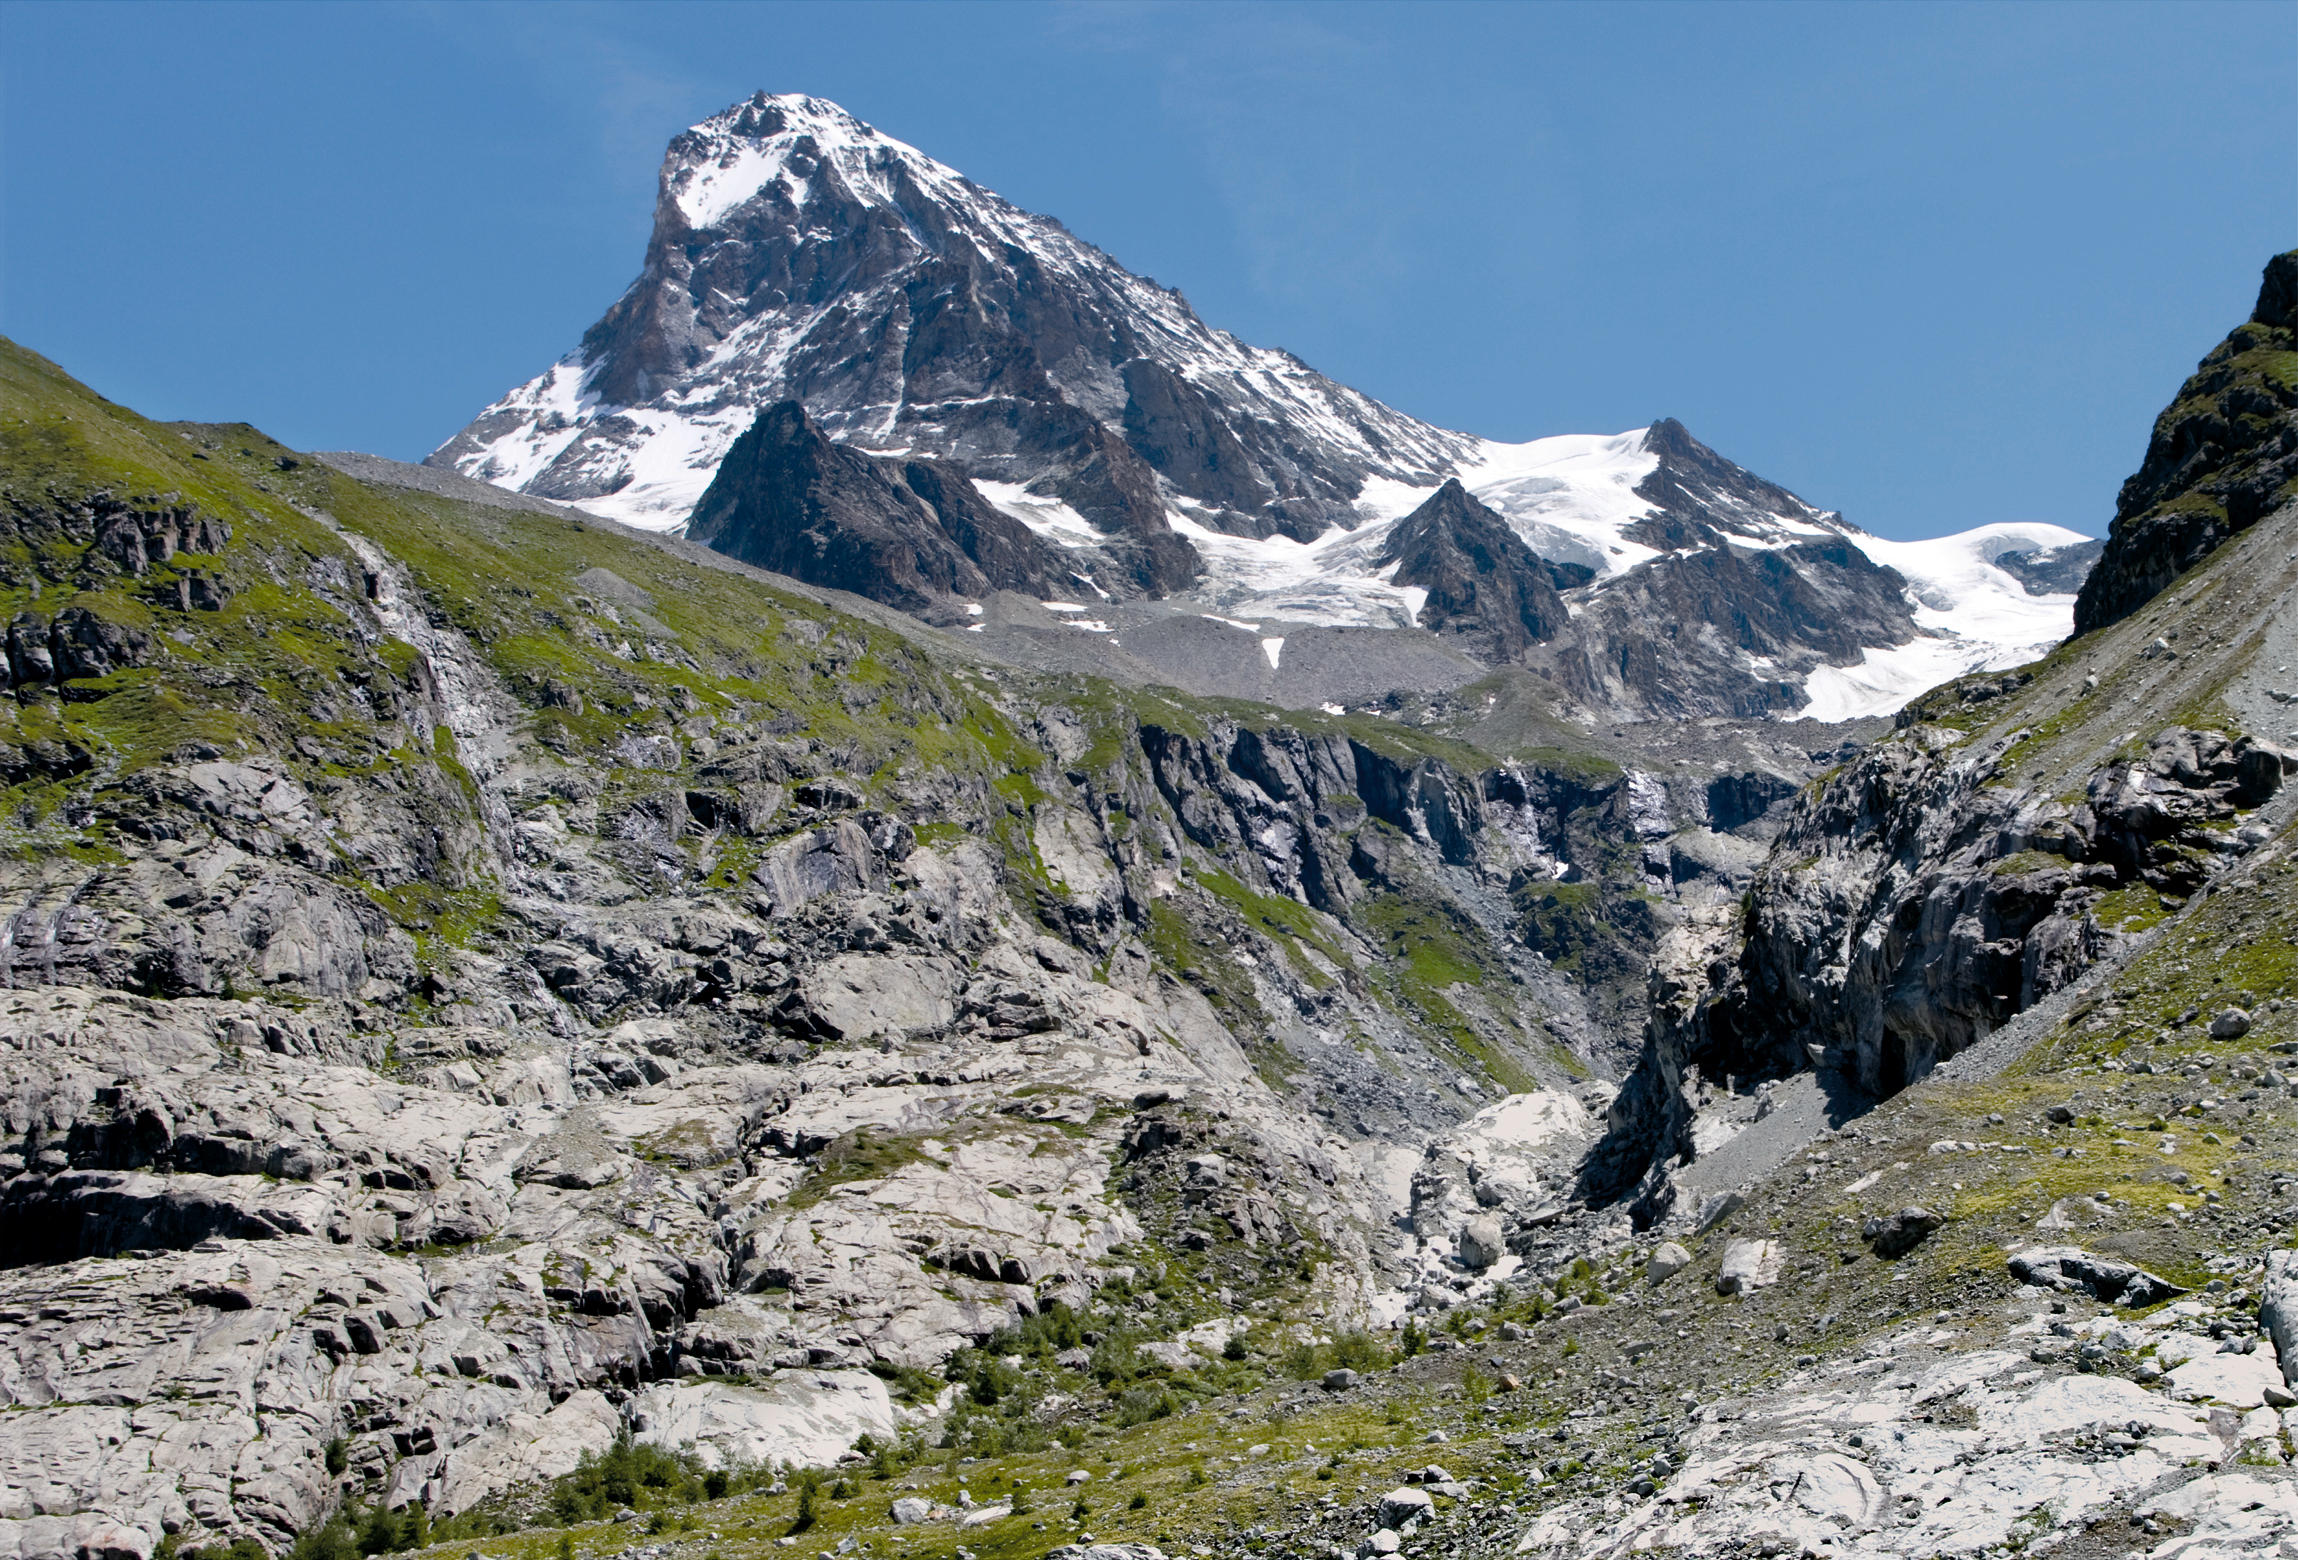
<box><xmin>1646</xmin><ymin>1242</ymin><xmax>1692</xmax><ymax>1285</ymax></box>
<box><xmin>2262</xmin><ymin>1250</ymin><xmax>2298</xmax><ymax>1386</ymax></box>
<box><xmin>1862</xmin><ymin>1207</ymin><xmax>1943</xmax><ymax>1259</ymax></box>
<box><xmin>2009</xmin><ymin>1246</ymin><xmax>2184</xmax><ymax>1307</ymax></box>
<box><xmin>1377</xmin><ymin>1487</ymin><xmax>1436</xmax><ymax>1530</ymax></box>
<box><xmin>1457</xmin><ymin>1217</ymin><xmax>1506</xmax><ymax>1271</ymax></box>
<box><xmin>1715</xmin><ymin>1239</ymin><xmax>1781</xmax><ymax>1296</ymax></box>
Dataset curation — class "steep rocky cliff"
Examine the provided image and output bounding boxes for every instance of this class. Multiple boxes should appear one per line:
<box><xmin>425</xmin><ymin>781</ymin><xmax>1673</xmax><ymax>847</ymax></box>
<box><xmin>1378</xmin><ymin>480</ymin><xmax>1573</xmax><ymax>662</ymax></box>
<box><xmin>682</xmin><ymin>401</ymin><xmax>1083</xmax><ymax>613</ymax></box>
<box><xmin>2075</xmin><ymin>250</ymin><xmax>2298</xmax><ymax>634</ymax></box>
<box><xmin>1590</xmin><ymin>254</ymin><xmax>2298</xmax><ymax>1219</ymax></box>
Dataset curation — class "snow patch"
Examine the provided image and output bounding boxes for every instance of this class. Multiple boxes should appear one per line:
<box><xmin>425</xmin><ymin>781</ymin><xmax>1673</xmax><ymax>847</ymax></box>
<box><xmin>1803</xmin><ymin>522</ymin><xmax>2091</xmax><ymax>721</ymax></box>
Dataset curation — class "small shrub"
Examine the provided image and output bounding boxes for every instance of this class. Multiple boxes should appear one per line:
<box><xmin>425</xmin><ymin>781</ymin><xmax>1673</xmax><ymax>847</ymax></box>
<box><xmin>1116</xmin><ymin>1383</ymin><xmax>1180</xmax><ymax>1426</ymax></box>
<box><xmin>289</xmin><ymin>1512</ymin><xmax>357</xmax><ymax>1560</ymax></box>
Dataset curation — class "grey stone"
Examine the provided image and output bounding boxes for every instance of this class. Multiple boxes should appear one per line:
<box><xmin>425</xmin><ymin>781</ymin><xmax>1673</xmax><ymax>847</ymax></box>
<box><xmin>1715</xmin><ymin>1239</ymin><xmax>1781</xmax><ymax>1296</ymax></box>
<box><xmin>2008</xmin><ymin>1246</ymin><xmax>2185</xmax><ymax>1307</ymax></box>
<box><xmin>1377</xmin><ymin>1487</ymin><xmax>1435</xmax><ymax>1529</ymax></box>
<box><xmin>1457</xmin><ymin>1216</ymin><xmax>1505</xmax><ymax>1271</ymax></box>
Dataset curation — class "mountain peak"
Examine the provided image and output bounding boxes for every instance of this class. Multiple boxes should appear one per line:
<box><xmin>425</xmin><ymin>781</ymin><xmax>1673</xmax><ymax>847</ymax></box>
<box><xmin>662</xmin><ymin>92</ymin><xmax>938</xmax><ymax>232</ymax></box>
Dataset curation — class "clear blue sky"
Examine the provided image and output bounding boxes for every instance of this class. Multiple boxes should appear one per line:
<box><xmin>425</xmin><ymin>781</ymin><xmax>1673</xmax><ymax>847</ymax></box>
<box><xmin>3</xmin><ymin>1</ymin><xmax>2291</xmax><ymax>539</ymax></box>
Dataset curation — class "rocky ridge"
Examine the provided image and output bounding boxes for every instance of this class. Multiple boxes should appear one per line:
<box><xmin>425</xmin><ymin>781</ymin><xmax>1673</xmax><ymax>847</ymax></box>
<box><xmin>433</xmin><ymin>94</ymin><xmax>2096</xmax><ymax>725</ymax></box>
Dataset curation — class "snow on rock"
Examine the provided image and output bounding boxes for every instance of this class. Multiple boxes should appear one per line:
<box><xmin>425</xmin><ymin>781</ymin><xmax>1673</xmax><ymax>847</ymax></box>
<box><xmin>434</xmin><ymin>91</ymin><xmax>2098</xmax><ymax>723</ymax></box>
<box><xmin>1801</xmin><ymin>522</ymin><xmax>2097</xmax><ymax>722</ymax></box>
<box><xmin>435</xmin><ymin>93</ymin><xmax>1470</xmax><ymax>535</ymax></box>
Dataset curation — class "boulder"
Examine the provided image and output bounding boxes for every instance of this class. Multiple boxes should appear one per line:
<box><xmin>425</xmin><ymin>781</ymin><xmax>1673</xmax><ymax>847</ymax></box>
<box><xmin>1715</xmin><ymin>1239</ymin><xmax>1781</xmax><ymax>1296</ymax></box>
<box><xmin>889</xmin><ymin>1497</ymin><xmax>942</xmax><ymax>1525</ymax></box>
<box><xmin>1458</xmin><ymin>1216</ymin><xmax>1505</xmax><ymax>1271</ymax></box>
<box><xmin>1861</xmin><ymin>1207</ymin><xmax>1943</xmax><ymax>1258</ymax></box>
<box><xmin>1646</xmin><ymin>1242</ymin><xmax>1692</xmax><ymax>1284</ymax></box>
<box><xmin>1322</xmin><ymin>1368</ymin><xmax>1360</xmax><ymax>1392</ymax></box>
<box><xmin>2008</xmin><ymin>1246</ymin><xmax>2185</xmax><ymax>1307</ymax></box>
<box><xmin>2210</xmin><ymin>1008</ymin><xmax>2254</xmax><ymax>1040</ymax></box>
<box><xmin>1377</xmin><ymin>1487</ymin><xmax>1435</xmax><ymax>1529</ymax></box>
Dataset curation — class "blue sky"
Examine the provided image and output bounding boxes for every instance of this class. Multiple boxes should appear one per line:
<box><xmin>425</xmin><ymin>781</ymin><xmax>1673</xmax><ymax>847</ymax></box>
<box><xmin>2</xmin><ymin>0</ymin><xmax>2291</xmax><ymax>539</ymax></box>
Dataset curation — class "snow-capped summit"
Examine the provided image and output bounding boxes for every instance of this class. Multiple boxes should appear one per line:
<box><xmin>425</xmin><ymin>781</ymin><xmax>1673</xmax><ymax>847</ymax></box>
<box><xmin>432</xmin><ymin>92</ymin><xmax>2100</xmax><ymax>722</ymax></box>
<box><xmin>430</xmin><ymin>90</ymin><xmax>1470</xmax><ymax>586</ymax></box>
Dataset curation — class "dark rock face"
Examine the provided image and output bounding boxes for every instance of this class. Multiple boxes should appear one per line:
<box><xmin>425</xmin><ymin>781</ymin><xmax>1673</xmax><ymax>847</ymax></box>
<box><xmin>1991</xmin><ymin>538</ymin><xmax>2104</xmax><ymax>597</ymax></box>
<box><xmin>1862</xmin><ymin>1206</ymin><xmax>1943</xmax><ymax>1258</ymax></box>
<box><xmin>1705</xmin><ymin>771</ymin><xmax>1798</xmax><ymax>832</ymax></box>
<box><xmin>433</xmin><ymin>93</ymin><xmax>1469</xmax><ymax>548</ymax></box>
<box><xmin>1379</xmin><ymin>479</ymin><xmax>1570</xmax><ymax>661</ymax></box>
<box><xmin>1588</xmin><ymin>719</ymin><xmax>2296</xmax><ymax>1213</ymax></box>
<box><xmin>1556</xmin><ymin>535</ymin><xmax>1914</xmax><ymax>718</ymax></box>
<box><xmin>2074</xmin><ymin>250</ymin><xmax>2298</xmax><ymax>634</ymax></box>
<box><xmin>1628</xmin><ymin>419</ymin><xmax>1827</xmax><ymax>552</ymax></box>
<box><xmin>686</xmin><ymin>401</ymin><xmax>1083</xmax><ymax>612</ymax></box>
<box><xmin>2009</xmin><ymin>1246</ymin><xmax>2184</xmax><ymax>1307</ymax></box>
<box><xmin>1522</xmin><ymin>420</ymin><xmax>1922</xmax><ymax>718</ymax></box>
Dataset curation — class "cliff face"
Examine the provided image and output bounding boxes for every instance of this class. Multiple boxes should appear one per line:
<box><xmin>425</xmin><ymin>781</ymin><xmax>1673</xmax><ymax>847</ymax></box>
<box><xmin>1587</xmin><ymin>260</ymin><xmax>2298</xmax><ymax>1219</ymax></box>
<box><xmin>683</xmin><ymin>401</ymin><xmax>1084</xmax><ymax>612</ymax></box>
<box><xmin>2074</xmin><ymin>250</ymin><xmax>2298</xmax><ymax>635</ymax></box>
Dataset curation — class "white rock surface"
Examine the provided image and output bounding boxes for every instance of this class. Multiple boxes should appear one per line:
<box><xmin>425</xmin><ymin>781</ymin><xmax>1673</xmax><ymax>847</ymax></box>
<box><xmin>632</xmin><ymin>1374</ymin><xmax>894</xmax><ymax>1471</ymax></box>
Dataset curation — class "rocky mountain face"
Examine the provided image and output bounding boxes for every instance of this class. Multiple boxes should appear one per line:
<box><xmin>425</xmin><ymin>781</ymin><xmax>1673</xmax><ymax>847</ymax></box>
<box><xmin>428</xmin><ymin>93</ymin><xmax>1469</xmax><ymax>551</ymax></box>
<box><xmin>681</xmin><ymin>401</ymin><xmax>1080</xmax><ymax>615</ymax></box>
<box><xmin>10</xmin><ymin>154</ymin><xmax>2294</xmax><ymax>1560</ymax></box>
<box><xmin>434</xmin><ymin>95</ymin><xmax>2099</xmax><ymax>725</ymax></box>
<box><xmin>1377</xmin><ymin>479</ymin><xmax>1573</xmax><ymax>661</ymax></box>
<box><xmin>2075</xmin><ymin>251</ymin><xmax>2298</xmax><ymax>634</ymax></box>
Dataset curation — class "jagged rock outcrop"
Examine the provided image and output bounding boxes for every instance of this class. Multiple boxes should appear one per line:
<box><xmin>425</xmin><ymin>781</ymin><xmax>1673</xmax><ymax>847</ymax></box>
<box><xmin>1379</xmin><ymin>480</ymin><xmax>1570</xmax><ymax>661</ymax></box>
<box><xmin>686</xmin><ymin>402</ymin><xmax>1085</xmax><ymax>611</ymax></box>
<box><xmin>2075</xmin><ymin>249</ymin><xmax>2298</xmax><ymax>634</ymax></box>
<box><xmin>1591</xmin><ymin>717</ymin><xmax>2294</xmax><ymax>1209</ymax></box>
